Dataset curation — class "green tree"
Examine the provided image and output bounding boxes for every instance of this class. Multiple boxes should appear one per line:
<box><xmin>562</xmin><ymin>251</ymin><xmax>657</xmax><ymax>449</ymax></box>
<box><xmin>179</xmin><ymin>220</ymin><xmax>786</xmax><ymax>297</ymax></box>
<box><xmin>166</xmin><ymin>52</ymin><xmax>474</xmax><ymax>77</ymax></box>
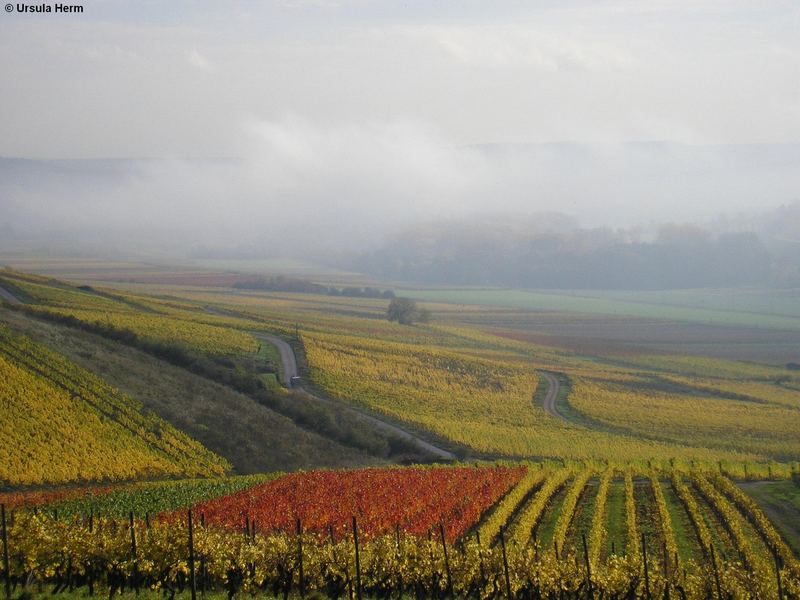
<box><xmin>387</xmin><ymin>297</ymin><xmax>429</xmax><ymax>325</ymax></box>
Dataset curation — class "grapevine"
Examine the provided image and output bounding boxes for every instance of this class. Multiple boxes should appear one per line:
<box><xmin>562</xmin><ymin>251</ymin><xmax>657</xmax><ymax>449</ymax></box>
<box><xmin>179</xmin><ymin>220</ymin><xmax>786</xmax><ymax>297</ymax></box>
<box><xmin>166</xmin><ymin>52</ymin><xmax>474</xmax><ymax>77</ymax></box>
<box><xmin>507</xmin><ymin>468</ymin><xmax>572</xmax><ymax>548</ymax></box>
<box><xmin>475</xmin><ymin>464</ymin><xmax>547</xmax><ymax>546</ymax></box>
<box><xmin>551</xmin><ymin>468</ymin><xmax>594</xmax><ymax>558</ymax></box>
<box><xmin>648</xmin><ymin>470</ymin><xmax>679</xmax><ymax>571</ymax></box>
<box><xmin>690</xmin><ymin>472</ymin><xmax>771</xmax><ymax>588</ymax></box>
<box><xmin>0</xmin><ymin>511</ymin><xmax>792</xmax><ymax>600</ymax></box>
<box><xmin>624</xmin><ymin>469</ymin><xmax>639</xmax><ymax>562</ymax></box>
<box><xmin>588</xmin><ymin>467</ymin><xmax>613</xmax><ymax>567</ymax></box>
<box><xmin>708</xmin><ymin>472</ymin><xmax>798</xmax><ymax>572</ymax></box>
<box><xmin>671</xmin><ymin>471</ymin><xmax>713</xmax><ymax>557</ymax></box>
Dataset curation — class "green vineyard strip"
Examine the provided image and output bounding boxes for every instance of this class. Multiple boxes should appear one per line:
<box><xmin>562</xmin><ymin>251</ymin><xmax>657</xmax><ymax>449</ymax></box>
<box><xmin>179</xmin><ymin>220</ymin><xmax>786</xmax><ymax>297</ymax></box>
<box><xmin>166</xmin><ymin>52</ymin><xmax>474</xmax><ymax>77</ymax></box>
<box><xmin>624</xmin><ymin>470</ymin><xmax>640</xmax><ymax>561</ymax></box>
<box><xmin>691</xmin><ymin>473</ymin><xmax>768</xmax><ymax>575</ymax></box>
<box><xmin>46</xmin><ymin>474</ymin><xmax>278</xmax><ymax>519</ymax></box>
<box><xmin>649</xmin><ymin>471</ymin><xmax>679</xmax><ymax>569</ymax></box>
<box><xmin>475</xmin><ymin>464</ymin><xmax>547</xmax><ymax>545</ymax></box>
<box><xmin>671</xmin><ymin>472</ymin><xmax>714</xmax><ymax>557</ymax></box>
<box><xmin>603</xmin><ymin>478</ymin><xmax>626</xmax><ymax>558</ymax></box>
<box><xmin>552</xmin><ymin>468</ymin><xmax>594</xmax><ymax>556</ymax></box>
<box><xmin>508</xmin><ymin>468</ymin><xmax>571</xmax><ymax>547</ymax></box>
<box><xmin>588</xmin><ymin>467</ymin><xmax>613</xmax><ymax>566</ymax></box>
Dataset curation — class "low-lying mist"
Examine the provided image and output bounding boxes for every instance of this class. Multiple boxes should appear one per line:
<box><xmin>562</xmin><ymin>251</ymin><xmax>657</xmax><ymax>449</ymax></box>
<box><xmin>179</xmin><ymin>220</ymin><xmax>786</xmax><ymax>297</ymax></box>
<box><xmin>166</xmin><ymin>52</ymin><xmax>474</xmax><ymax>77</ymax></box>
<box><xmin>1</xmin><ymin>118</ymin><xmax>799</xmax><ymax>288</ymax></box>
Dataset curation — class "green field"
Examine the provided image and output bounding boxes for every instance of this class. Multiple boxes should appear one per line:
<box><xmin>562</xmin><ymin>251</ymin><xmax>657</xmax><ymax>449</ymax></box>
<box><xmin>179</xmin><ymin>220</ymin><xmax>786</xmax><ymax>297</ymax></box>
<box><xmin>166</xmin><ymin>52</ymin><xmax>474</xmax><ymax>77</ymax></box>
<box><xmin>739</xmin><ymin>480</ymin><xmax>800</xmax><ymax>556</ymax></box>
<box><xmin>582</xmin><ymin>288</ymin><xmax>800</xmax><ymax>318</ymax></box>
<box><xmin>404</xmin><ymin>287</ymin><xmax>800</xmax><ymax>331</ymax></box>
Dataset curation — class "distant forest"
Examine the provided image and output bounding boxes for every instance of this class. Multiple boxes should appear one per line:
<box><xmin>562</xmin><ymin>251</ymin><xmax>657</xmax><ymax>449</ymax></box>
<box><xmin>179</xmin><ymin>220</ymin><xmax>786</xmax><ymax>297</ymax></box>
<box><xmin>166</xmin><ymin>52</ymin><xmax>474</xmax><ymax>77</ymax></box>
<box><xmin>233</xmin><ymin>276</ymin><xmax>395</xmax><ymax>299</ymax></box>
<box><xmin>354</xmin><ymin>210</ymin><xmax>800</xmax><ymax>290</ymax></box>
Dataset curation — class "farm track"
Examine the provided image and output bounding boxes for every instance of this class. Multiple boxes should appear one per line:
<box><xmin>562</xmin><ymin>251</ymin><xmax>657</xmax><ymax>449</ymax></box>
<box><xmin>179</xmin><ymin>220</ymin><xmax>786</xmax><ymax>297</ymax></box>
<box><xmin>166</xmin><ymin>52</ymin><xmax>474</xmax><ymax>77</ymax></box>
<box><xmin>256</xmin><ymin>333</ymin><xmax>457</xmax><ymax>461</ymax></box>
<box><xmin>737</xmin><ymin>481</ymin><xmax>800</xmax><ymax>555</ymax></box>
<box><xmin>255</xmin><ymin>333</ymin><xmax>297</xmax><ymax>386</ymax></box>
<box><xmin>539</xmin><ymin>371</ymin><xmax>567</xmax><ymax>423</ymax></box>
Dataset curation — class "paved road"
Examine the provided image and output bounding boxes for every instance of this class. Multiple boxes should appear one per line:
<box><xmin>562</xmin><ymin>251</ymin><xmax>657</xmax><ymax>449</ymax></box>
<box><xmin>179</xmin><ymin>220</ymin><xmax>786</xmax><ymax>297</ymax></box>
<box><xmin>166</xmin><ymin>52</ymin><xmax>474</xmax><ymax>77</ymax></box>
<box><xmin>255</xmin><ymin>333</ymin><xmax>297</xmax><ymax>386</ymax></box>
<box><xmin>257</xmin><ymin>333</ymin><xmax>456</xmax><ymax>460</ymax></box>
<box><xmin>0</xmin><ymin>283</ymin><xmax>21</xmax><ymax>305</ymax></box>
<box><xmin>539</xmin><ymin>371</ymin><xmax>568</xmax><ymax>423</ymax></box>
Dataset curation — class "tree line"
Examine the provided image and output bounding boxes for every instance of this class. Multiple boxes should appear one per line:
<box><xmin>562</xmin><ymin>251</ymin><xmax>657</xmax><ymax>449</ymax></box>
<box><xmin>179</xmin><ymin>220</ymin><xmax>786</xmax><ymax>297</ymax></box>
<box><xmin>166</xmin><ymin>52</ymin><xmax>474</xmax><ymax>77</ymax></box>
<box><xmin>354</xmin><ymin>221</ymin><xmax>797</xmax><ymax>289</ymax></box>
<box><xmin>233</xmin><ymin>276</ymin><xmax>394</xmax><ymax>299</ymax></box>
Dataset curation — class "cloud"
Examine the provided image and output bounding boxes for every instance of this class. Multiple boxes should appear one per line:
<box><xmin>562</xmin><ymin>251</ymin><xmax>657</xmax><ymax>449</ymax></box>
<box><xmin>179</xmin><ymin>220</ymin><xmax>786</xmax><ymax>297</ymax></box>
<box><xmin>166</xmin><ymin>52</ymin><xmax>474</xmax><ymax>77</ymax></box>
<box><xmin>406</xmin><ymin>25</ymin><xmax>636</xmax><ymax>72</ymax></box>
<box><xmin>2</xmin><ymin>2</ymin><xmax>799</xmax><ymax>158</ymax></box>
<box><xmin>186</xmin><ymin>49</ymin><xmax>214</xmax><ymax>71</ymax></box>
<box><xmin>2</xmin><ymin>2</ymin><xmax>800</xmax><ymax>260</ymax></box>
<box><xmin>4</xmin><ymin>113</ymin><xmax>799</xmax><ymax>261</ymax></box>
<box><xmin>0</xmin><ymin>117</ymin><xmax>487</xmax><ymax>257</ymax></box>
<box><xmin>237</xmin><ymin>116</ymin><xmax>484</xmax><ymax>233</ymax></box>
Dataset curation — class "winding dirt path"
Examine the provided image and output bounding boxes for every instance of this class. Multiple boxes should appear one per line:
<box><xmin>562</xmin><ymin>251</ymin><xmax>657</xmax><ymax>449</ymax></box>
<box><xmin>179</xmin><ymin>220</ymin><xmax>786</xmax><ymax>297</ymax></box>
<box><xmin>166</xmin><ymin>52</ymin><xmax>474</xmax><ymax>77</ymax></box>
<box><xmin>539</xmin><ymin>371</ymin><xmax>569</xmax><ymax>423</ymax></box>
<box><xmin>256</xmin><ymin>333</ymin><xmax>456</xmax><ymax>460</ymax></box>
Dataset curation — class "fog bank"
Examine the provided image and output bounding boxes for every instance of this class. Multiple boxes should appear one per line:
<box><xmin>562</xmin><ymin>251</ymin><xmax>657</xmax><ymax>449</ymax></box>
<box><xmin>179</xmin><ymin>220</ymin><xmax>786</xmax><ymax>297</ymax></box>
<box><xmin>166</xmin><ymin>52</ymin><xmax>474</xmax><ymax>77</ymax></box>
<box><xmin>2</xmin><ymin>119</ymin><xmax>799</xmax><ymax>265</ymax></box>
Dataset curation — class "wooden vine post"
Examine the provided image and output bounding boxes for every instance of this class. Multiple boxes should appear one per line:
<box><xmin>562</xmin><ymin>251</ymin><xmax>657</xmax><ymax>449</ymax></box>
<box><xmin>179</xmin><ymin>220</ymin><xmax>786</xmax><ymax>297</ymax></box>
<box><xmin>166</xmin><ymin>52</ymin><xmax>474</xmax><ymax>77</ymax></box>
<box><xmin>129</xmin><ymin>511</ymin><xmax>139</xmax><ymax>595</ymax></box>
<box><xmin>296</xmin><ymin>518</ymin><xmax>305</xmax><ymax>598</ymax></box>
<box><xmin>641</xmin><ymin>532</ymin><xmax>651</xmax><ymax>600</ymax></box>
<box><xmin>582</xmin><ymin>532</ymin><xmax>593</xmax><ymax>600</ymax></box>
<box><xmin>498</xmin><ymin>526</ymin><xmax>512</xmax><ymax>600</ymax></box>
<box><xmin>709</xmin><ymin>545</ymin><xmax>723</xmax><ymax>600</ymax></box>
<box><xmin>1</xmin><ymin>505</ymin><xmax>9</xmax><ymax>600</ymax></box>
<box><xmin>200</xmin><ymin>513</ymin><xmax>207</xmax><ymax>596</ymax></box>
<box><xmin>475</xmin><ymin>530</ymin><xmax>487</xmax><ymax>594</ymax></box>
<box><xmin>438</xmin><ymin>523</ymin><xmax>453</xmax><ymax>598</ymax></box>
<box><xmin>87</xmin><ymin>511</ymin><xmax>94</xmax><ymax>596</ymax></box>
<box><xmin>395</xmin><ymin>524</ymin><xmax>404</xmax><ymax>600</ymax></box>
<box><xmin>188</xmin><ymin>510</ymin><xmax>197</xmax><ymax>600</ymax></box>
<box><xmin>352</xmin><ymin>517</ymin><xmax>363</xmax><ymax>600</ymax></box>
<box><xmin>774</xmin><ymin>550</ymin><xmax>784</xmax><ymax>600</ymax></box>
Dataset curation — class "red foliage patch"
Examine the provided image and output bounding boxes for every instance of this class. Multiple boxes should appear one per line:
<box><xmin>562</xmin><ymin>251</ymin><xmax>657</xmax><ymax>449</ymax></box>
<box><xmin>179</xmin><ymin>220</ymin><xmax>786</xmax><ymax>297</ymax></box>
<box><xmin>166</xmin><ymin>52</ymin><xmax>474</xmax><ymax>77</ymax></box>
<box><xmin>0</xmin><ymin>484</ymin><xmax>119</xmax><ymax>511</ymax></box>
<box><xmin>188</xmin><ymin>466</ymin><xmax>524</xmax><ymax>541</ymax></box>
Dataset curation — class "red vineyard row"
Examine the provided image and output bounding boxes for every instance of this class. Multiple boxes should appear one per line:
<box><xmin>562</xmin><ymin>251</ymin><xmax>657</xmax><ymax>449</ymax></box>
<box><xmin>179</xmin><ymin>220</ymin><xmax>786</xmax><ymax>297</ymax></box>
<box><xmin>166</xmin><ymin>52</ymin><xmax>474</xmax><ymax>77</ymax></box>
<box><xmin>187</xmin><ymin>466</ymin><xmax>525</xmax><ymax>542</ymax></box>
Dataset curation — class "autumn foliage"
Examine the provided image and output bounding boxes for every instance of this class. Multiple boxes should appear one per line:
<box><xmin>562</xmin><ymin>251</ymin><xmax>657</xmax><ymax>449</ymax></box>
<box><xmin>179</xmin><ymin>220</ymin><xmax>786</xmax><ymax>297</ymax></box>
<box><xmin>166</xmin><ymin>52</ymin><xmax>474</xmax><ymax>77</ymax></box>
<box><xmin>188</xmin><ymin>466</ymin><xmax>525</xmax><ymax>541</ymax></box>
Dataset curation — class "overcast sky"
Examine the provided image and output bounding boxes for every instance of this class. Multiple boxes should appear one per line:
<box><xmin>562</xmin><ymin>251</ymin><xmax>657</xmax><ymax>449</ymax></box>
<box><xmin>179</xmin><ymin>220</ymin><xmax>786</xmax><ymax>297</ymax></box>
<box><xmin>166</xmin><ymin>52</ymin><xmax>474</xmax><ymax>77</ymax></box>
<box><xmin>2</xmin><ymin>0</ymin><xmax>799</xmax><ymax>158</ymax></box>
<box><xmin>1</xmin><ymin>1</ymin><xmax>799</xmax><ymax>256</ymax></box>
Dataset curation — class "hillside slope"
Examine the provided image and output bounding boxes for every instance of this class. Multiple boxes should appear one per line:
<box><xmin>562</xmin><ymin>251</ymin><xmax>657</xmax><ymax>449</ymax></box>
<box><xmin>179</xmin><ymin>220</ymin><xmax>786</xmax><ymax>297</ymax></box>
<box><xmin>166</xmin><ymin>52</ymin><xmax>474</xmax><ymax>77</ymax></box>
<box><xmin>0</xmin><ymin>307</ymin><xmax>377</xmax><ymax>474</ymax></box>
<box><xmin>0</xmin><ymin>325</ymin><xmax>229</xmax><ymax>486</ymax></box>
